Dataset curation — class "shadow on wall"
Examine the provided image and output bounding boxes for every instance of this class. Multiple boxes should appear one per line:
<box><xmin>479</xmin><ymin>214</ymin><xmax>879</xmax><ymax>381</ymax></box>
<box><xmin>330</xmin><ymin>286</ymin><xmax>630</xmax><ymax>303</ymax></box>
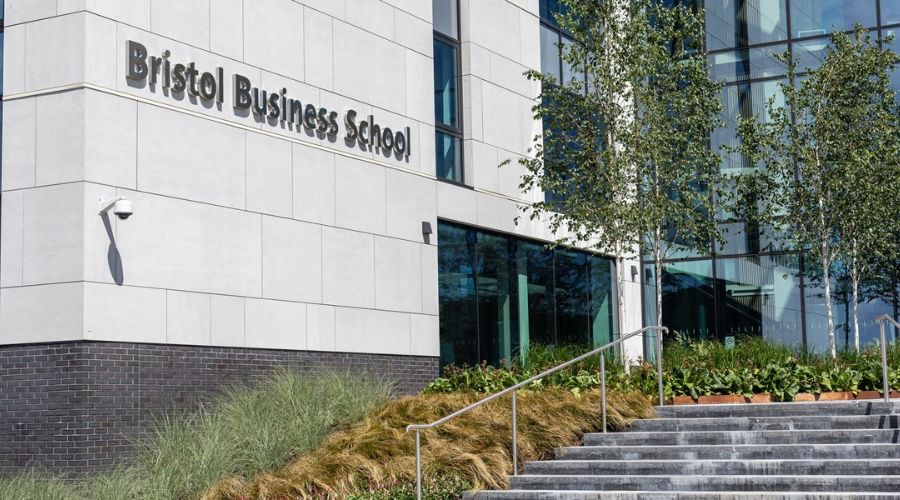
<box><xmin>101</xmin><ymin>214</ymin><xmax>124</xmax><ymax>285</ymax></box>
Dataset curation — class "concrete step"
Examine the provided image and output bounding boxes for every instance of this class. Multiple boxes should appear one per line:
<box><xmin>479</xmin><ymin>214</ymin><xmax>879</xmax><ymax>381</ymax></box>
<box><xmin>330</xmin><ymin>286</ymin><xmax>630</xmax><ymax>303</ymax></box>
<box><xmin>654</xmin><ymin>401</ymin><xmax>900</xmax><ymax>419</ymax></box>
<box><xmin>557</xmin><ymin>443</ymin><xmax>900</xmax><ymax>461</ymax></box>
<box><xmin>583</xmin><ymin>429</ymin><xmax>900</xmax><ymax>446</ymax></box>
<box><xmin>631</xmin><ymin>415</ymin><xmax>900</xmax><ymax>432</ymax></box>
<box><xmin>507</xmin><ymin>474</ymin><xmax>900</xmax><ymax>492</ymax></box>
<box><xmin>466</xmin><ymin>491</ymin><xmax>900</xmax><ymax>499</ymax></box>
<box><xmin>523</xmin><ymin>459</ymin><xmax>900</xmax><ymax>476</ymax></box>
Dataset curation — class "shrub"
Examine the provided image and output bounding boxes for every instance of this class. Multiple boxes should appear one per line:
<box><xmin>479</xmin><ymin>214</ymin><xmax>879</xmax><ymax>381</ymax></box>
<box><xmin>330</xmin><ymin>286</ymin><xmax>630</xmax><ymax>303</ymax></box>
<box><xmin>203</xmin><ymin>388</ymin><xmax>653</xmax><ymax>499</ymax></box>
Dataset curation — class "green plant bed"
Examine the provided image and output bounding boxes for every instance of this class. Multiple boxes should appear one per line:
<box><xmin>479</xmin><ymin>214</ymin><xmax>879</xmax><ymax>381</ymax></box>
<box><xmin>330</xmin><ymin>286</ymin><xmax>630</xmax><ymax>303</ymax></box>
<box><xmin>425</xmin><ymin>338</ymin><xmax>900</xmax><ymax>403</ymax></box>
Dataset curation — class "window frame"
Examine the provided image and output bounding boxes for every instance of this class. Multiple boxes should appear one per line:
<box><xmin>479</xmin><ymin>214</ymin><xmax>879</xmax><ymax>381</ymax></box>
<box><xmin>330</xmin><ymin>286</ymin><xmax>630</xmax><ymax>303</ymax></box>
<box><xmin>433</xmin><ymin>0</ymin><xmax>465</xmax><ymax>185</ymax></box>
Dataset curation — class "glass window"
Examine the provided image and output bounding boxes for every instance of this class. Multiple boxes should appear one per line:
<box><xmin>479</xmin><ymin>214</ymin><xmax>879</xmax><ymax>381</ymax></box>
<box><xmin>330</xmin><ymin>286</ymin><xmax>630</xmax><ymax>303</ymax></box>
<box><xmin>435</xmin><ymin>131</ymin><xmax>461</xmax><ymax>182</ymax></box>
<box><xmin>652</xmin><ymin>260</ymin><xmax>716</xmax><ymax>340</ymax></box>
<box><xmin>433</xmin><ymin>39</ymin><xmax>458</xmax><ymax>129</ymax></box>
<box><xmin>793</xmin><ymin>37</ymin><xmax>832</xmax><ymax>72</ymax></box>
<box><xmin>540</xmin><ymin>24</ymin><xmax>561</xmax><ymax>80</ymax></box>
<box><xmin>709</xmin><ymin>44</ymin><xmax>787</xmax><ymax>83</ymax></box>
<box><xmin>790</xmin><ymin>0</ymin><xmax>877</xmax><ymax>38</ymax></box>
<box><xmin>881</xmin><ymin>2</ymin><xmax>900</xmax><ymax>26</ymax></box>
<box><xmin>437</xmin><ymin>221</ymin><xmax>617</xmax><ymax>367</ymax></box>
<box><xmin>432</xmin><ymin>0</ymin><xmax>458</xmax><ymax>39</ymax></box>
<box><xmin>705</xmin><ymin>0</ymin><xmax>788</xmax><ymax>51</ymax></box>
<box><xmin>714</xmin><ymin>80</ymin><xmax>786</xmax><ymax>175</ymax></box>
<box><xmin>540</xmin><ymin>0</ymin><xmax>560</xmax><ymax>26</ymax></box>
<box><xmin>715</xmin><ymin>255</ymin><xmax>804</xmax><ymax>346</ymax></box>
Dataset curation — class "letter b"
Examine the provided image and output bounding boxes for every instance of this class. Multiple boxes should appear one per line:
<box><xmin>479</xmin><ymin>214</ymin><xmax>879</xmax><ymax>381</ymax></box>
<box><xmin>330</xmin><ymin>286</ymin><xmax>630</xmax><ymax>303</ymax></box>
<box><xmin>126</xmin><ymin>40</ymin><xmax>148</xmax><ymax>81</ymax></box>
<box><xmin>233</xmin><ymin>74</ymin><xmax>252</xmax><ymax>110</ymax></box>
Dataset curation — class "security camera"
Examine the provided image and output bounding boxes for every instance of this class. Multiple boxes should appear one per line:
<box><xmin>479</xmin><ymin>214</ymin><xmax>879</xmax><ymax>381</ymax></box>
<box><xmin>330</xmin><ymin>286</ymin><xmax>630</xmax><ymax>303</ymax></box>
<box><xmin>99</xmin><ymin>197</ymin><xmax>134</xmax><ymax>220</ymax></box>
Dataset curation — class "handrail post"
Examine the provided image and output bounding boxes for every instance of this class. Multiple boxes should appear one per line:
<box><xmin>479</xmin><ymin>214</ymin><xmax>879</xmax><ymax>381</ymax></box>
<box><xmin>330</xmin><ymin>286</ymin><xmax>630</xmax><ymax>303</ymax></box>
<box><xmin>415</xmin><ymin>430</ymin><xmax>422</xmax><ymax>500</ymax></box>
<box><xmin>511</xmin><ymin>391</ymin><xmax>518</xmax><ymax>475</ymax></box>
<box><xmin>600</xmin><ymin>352</ymin><xmax>607</xmax><ymax>433</ymax></box>
<box><xmin>881</xmin><ymin>321</ymin><xmax>890</xmax><ymax>403</ymax></box>
<box><xmin>656</xmin><ymin>330</ymin><xmax>664</xmax><ymax>407</ymax></box>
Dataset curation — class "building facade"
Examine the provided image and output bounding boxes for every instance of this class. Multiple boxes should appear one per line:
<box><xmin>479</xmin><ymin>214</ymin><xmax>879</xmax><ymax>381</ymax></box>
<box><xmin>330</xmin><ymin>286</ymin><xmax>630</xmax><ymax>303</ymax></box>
<box><xmin>0</xmin><ymin>0</ymin><xmax>639</xmax><ymax>471</ymax></box>
<box><xmin>645</xmin><ymin>0</ymin><xmax>900</xmax><ymax>352</ymax></box>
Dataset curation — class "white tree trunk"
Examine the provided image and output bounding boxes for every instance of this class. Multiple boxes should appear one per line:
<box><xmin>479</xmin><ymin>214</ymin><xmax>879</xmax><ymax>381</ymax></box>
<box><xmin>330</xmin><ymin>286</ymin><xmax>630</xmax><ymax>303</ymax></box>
<box><xmin>654</xmin><ymin>227</ymin><xmax>664</xmax><ymax>328</ymax></box>
<box><xmin>822</xmin><ymin>244</ymin><xmax>836</xmax><ymax>359</ymax></box>
<box><xmin>851</xmin><ymin>240</ymin><xmax>860</xmax><ymax>352</ymax></box>
<box><xmin>615</xmin><ymin>253</ymin><xmax>627</xmax><ymax>340</ymax></box>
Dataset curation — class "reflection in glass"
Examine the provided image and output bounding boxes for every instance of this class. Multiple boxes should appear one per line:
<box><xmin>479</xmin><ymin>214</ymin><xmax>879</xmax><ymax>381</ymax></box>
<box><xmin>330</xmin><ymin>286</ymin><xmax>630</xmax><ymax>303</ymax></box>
<box><xmin>790</xmin><ymin>0</ymin><xmax>876</xmax><ymax>38</ymax></box>
<box><xmin>705</xmin><ymin>0</ymin><xmax>788</xmax><ymax>51</ymax></box>
<box><xmin>540</xmin><ymin>24</ymin><xmax>561</xmax><ymax>80</ymax></box>
<box><xmin>715</xmin><ymin>255</ymin><xmax>803</xmax><ymax>346</ymax></box>
<box><xmin>433</xmin><ymin>39</ymin><xmax>458</xmax><ymax>128</ymax></box>
<box><xmin>539</xmin><ymin>0</ymin><xmax>560</xmax><ymax>25</ymax></box>
<box><xmin>794</xmin><ymin>38</ymin><xmax>832</xmax><ymax>73</ymax></box>
<box><xmin>884</xmin><ymin>4</ymin><xmax>900</xmax><ymax>26</ymax></box>
<box><xmin>437</xmin><ymin>221</ymin><xmax>616</xmax><ymax>368</ymax></box>
<box><xmin>435</xmin><ymin>131</ymin><xmax>461</xmax><ymax>182</ymax></box>
<box><xmin>709</xmin><ymin>45</ymin><xmax>787</xmax><ymax>83</ymax></box>
<box><xmin>653</xmin><ymin>261</ymin><xmax>716</xmax><ymax>340</ymax></box>
<box><xmin>438</xmin><ymin>224</ymin><xmax>478</xmax><ymax>367</ymax></box>
<box><xmin>432</xmin><ymin>0</ymin><xmax>458</xmax><ymax>39</ymax></box>
<box><xmin>714</xmin><ymin>80</ymin><xmax>785</xmax><ymax>175</ymax></box>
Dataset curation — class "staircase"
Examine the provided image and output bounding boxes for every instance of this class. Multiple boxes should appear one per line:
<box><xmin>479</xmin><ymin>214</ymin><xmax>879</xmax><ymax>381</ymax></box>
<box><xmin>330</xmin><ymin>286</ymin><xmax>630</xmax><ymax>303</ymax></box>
<box><xmin>468</xmin><ymin>400</ymin><xmax>900</xmax><ymax>499</ymax></box>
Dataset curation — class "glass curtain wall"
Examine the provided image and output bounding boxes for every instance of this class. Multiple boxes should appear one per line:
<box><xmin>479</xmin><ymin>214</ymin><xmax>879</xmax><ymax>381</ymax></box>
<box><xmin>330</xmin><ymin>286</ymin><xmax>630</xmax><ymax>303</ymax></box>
<box><xmin>433</xmin><ymin>0</ymin><xmax>463</xmax><ymax>182</ymax></box>
<box><xmin>644</xmin><ymin>0</ymin><xmax>900</xmax><ymax>350</ymax></box>
<box><xmin>438</xmin><ymin>221</ymin><xmax>616</xmax><ymax>368</ymax></box>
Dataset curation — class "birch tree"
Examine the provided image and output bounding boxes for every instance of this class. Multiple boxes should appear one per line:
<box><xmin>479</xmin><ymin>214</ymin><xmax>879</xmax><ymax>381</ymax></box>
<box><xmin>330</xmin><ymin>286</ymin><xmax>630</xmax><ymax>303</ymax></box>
<box><xmin>511</xmin><ymin>0</ymin><xmax>723</xmax><ymax>339</ymax></box>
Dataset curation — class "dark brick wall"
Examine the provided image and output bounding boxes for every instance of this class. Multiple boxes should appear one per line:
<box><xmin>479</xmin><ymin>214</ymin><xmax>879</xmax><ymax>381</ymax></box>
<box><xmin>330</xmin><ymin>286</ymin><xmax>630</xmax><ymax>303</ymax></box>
<box><xmin>0</xmin><ymin>341</ymin><xmax>439</xmax><ymax>474</ymax></box>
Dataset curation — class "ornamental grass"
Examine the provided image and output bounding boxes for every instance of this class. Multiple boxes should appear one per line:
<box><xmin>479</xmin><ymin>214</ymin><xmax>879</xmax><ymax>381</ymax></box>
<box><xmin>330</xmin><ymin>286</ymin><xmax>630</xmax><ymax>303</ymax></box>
<box><xmin>203</xmin><ymin>388</ymin><xmax>653</xmax><ymax>499</ymax></box>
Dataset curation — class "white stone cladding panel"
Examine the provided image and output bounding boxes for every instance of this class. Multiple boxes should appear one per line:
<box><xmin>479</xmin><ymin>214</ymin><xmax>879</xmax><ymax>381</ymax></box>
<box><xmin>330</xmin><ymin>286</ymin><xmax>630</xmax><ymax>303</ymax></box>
<box><xmin>166</xmin><ymin>290</ymin><xmax>212</xmax><ymax>345</ymax></box>
<box><xmin>210</xmin><ymin>0</ymin><xmax>244</xmax><ymax>60</ymax></box>
<box><xmin>380</xmin><ymin>0</ymin><xmax>431</xmax><ymax>23</ymax></box>
<box><xmin>4</xmin><ymin>0</ymin><xmax>57</xmax><ymax>26</ymax></box>
<box><xmin>421</xmin><ymin>245</ymin><xmax>438</xmax><ymax>315</ymax></box>
<box><xmin>321</xmin><ymin>227</ymin><xmax>375</xmax><ymax>308</ymax></box>
<box><xmin>113</xmin><ymin>190</ymin><xmax>263</xmax><ymax>297</ymax></box>
<box><xmin>462</xmin><ymin>75</ymin><xmax>484</xmax><ymax>141</ymax></box>
<box><xmin>82</xmin><ymin>282</ymin><xmax>167</xmax><ymax>343</ymax></box>
<box><xmin>481</xmin><ymin>82</ymin><xmax>528</xmax><ymax>156</ymax></box>
<box><xmin>262</xmin><ymin>216</ymin><xmax>322</xmax><ymax>303</ymax></box>
<box><xmin>475</xmin><ymin>191</ymin><xmax>519</xmax><ymax>235</ymax></box>
<box><xmin>347</xmin><ymin>0</ymin><xmax>395</xmax><ymax>41</ymax></box>
<box><xmin>85</xmin><ymin>91</ymin><xmax>139</xmax><ymax>189</ymax></box>
<box><xmin>334</xmin><ymin>155</ymin><xmax>386</xmax><ymax>234</ymax></box>
<box><xmin>150</xmin><ymin>0</ymin><xmax>210</xmax><ymax>50</ymax></box>
<box><xmin>306</xmin><ymin>303</ymin><xmax>336</xmax><ymax>351</ymax></box>
<box><xmin>22</xmin><ymin>183</ymin><xmax>84</xmax><ymax>285</ymax></box>
<box><xmin>395</xmin><ymin>8</ymin><xmax>432</xmax><ymax>56</ymax></box>
<box><xmin>1</xmin><ymin>97</ymin><xmax>36</xmax><ymax>190</ymax></box>
<box><xmin>332</xmin><ymin>19</ymin><xmax>406</xmax><ymax>115</ymax></box>
<box><xmin>374</xmin><ymin>236</ymin><xmax>422</xmax><ymax>313</ymax></box>
<box><xmin>0</xmin><ymin>191</ymin><xmax>25</xmax><ymax>288</ymax></box>
<box><xmin>137</xmin><ymin>103</ymin><xmax>246</xmax><ymax>209</ymax></box>
<box><xmin>82</xmin><ymin>182</ymin><xmax>120</xmax><ymax>285</ymax></box>
<box><xmin>385</xmin><ymin>168</ymin><xmax>435</xmax><ymax>242</ymax></box>
<box><xmin>243</xmin><ymin>0</ymin><xmax>304</xmax><ymax>81</ymax></box>
<box><xmin>334</xmin><ymin>307</ymin><xmax>410</xmax><ymax>355</ymax></box>
<box><xmin>518</xmin><ymin>5</ymin><xmax>542</xmax><ymax>71</ymax></box>
<box><xmin>410</xmin><ymin>313</ymin><xmax>439</xmax><ymax>356</ymax></box>
<box><xmin>25</xmin><ymin>13</ymin><xmax>87</xmax><ymax>91</ymax></box>
<box><xmin>465</xmin><ymin>0</ymin><xmax>522</xmax><ymax>64</ymax></box>
<box><xmin>3</xmin><ymin>24</ymin><xmax>26</xmax><ymax>95</ymax></box>
<box><xmin>245</xmin><ymin>298</ymin><xmax>307</xmax><ymax>350</ymax></box>
<box><xmin>292</xmin><ymin>143</ymin><xmax>336</xmax><ymax>225</ymax></box>
<box><xmin>58</xmin><ymin>0</ymin><xmax>152</xmax><ymax>30</ymax></box>
<box><xmin>303</xmin><ymin>7</ymin><xmax>334</xmax><ymax>91</ymax></box>
<box><xmin>246</xmin><ymin>132</ymin><xmax>292</xmax><ymax>217</ymax></box>
<box><xmin>404</xmin><ymin>49</ymin><xmax>434</xmax><ymax>125</ymax></box>
<box><xmin>211</xmin><ymin>294</ymin><xmax>245</xmax><ymax>346</ymax></box>
<box><xmin>436</xmin><ymin>181</ymin><xmax>477</xmax><ymax>225</ymax></box>
<box><xmin>489</xmin><ymin>52</ymin><xmax>535</xmax><ymax>98</ymax></box>
<box><xmin>300</xmin><ymin>0</ymin><xmax>346</xmax><ymax>20</ymax></box>
<box><xmin>415</xmin><ymin>121</ymin><xmax>436</xmax><ymax>175</ymax></box>
<box><xmin>0</xmin><ymin>283</ymin><xmax>84</xmax><ymax>344</ymax></box>
<box><xmin>469</xmin><ymin>140</ymin><xmax>500</xmax><ymax>192</ymax></box>
<box><xmin>35</xmin><ymin>90</ymin><xmax>85</xmax><ymax>186</ymax></box>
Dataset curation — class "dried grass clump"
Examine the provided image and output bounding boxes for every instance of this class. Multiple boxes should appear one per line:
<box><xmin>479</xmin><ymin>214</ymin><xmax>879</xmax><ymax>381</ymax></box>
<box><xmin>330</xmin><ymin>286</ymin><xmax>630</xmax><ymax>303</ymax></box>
<box><xmin>204</xmin><ymin>388</ymin><xmax>653</xmax><ymax>499</ymax></box>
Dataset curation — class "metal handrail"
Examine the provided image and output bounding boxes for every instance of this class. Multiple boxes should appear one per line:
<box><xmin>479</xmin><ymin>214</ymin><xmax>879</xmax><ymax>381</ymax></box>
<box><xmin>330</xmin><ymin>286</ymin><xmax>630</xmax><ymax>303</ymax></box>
<box><xmin>406</xmin><ymin>325</ymin><xmax>669</xmax><ymax>499</ymax></box>
<box><xmin>876</xmin><ymin>315</ymin><xmax>900</xmax><ymax>402</ymax></box>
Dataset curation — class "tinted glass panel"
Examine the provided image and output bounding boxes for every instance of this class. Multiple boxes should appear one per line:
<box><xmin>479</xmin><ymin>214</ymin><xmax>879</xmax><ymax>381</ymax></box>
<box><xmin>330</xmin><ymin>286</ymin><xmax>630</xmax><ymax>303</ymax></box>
<box><xmin>715</xmin><ymin>255</ymin><xmax>804</xmax><ymax>345</ymax></box>
<box><xmin>437</xmin><ymin>222</ymin><xmax>616</xmax><ymax>367</ymax></box>
<box><xmin>793</xmin><ymin>37</ymin><xmax>831</xmax><ymax>72</ymax></box>
<box><xmin>433</xmin><ymin>39</ymin><xmax>458</xmax><ymax>128</ymax></box>
<box><xmin>709</xmin><ymin>45</ymin><xmax>787</xmax><ymax>83</ymax></box>
<box><xmin>655</xmin><ymin>261</ymin><xmax>716</xmax><ymax>340</ymax></box>
<box><xmin>705</xmin><ymin>0</ymin><xmax>788</xmax><ymax>51</ymax></box>
<box><xmin>714</xmin><ymin>80</ymin><xmax>786</xmax><ymax>175</ymax></box>
<box><xmin>432</xmin><ymin>0</ymin><xmax>458</xmax><ymax>38</ymax></box>
<box><xmin>438</xmin><ymin>224</ymin><xmax>479</xmax><ymax>367</ymax></box>
<box><xmin>435</xmin><ymin>131</ymin><xmax>461</xmax><ymax>182</ymax></box>
<box><xmin>540</xmin><ymin>24</ymin><xmax>561</xmax><ymax>80</ymax></box>
<box><xmin>539</xmin><ymin>0</ymin><xmax>560</xmax><ymax>25</ymax></box>
<box><xmin>884</xmin><ymin>3</ymin><xmax>900</xmax><ymax>26</ymax></box>
<box><xmin>790</xmin><ymin>0</ymin><xmax>876</xmax><ymax>38</ymax></box>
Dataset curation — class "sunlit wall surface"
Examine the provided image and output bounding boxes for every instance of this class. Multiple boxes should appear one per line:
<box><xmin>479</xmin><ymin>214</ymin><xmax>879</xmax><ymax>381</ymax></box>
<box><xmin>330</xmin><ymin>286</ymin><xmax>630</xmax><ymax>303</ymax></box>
<box><xmin>438</xmin><ymin>221</ymin><xmax>616</xmax><ymax>368</ymax></box>
<box><xmin>644</xmin><ymin>0</ymin><xmax>900</xmax><ymax>352</ymax></box>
